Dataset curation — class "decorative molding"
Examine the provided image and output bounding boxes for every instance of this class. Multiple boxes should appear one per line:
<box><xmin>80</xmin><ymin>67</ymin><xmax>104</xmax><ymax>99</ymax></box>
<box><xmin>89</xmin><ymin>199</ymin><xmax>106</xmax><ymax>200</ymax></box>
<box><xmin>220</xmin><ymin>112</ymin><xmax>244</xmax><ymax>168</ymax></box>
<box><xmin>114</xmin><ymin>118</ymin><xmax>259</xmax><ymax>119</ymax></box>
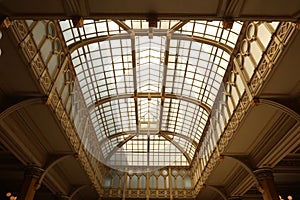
<box><xmin>10</xmin><ymin>20</ymin><xmax>104</xmax><ymax>197</ymax></box>
<box><xmin>102</xmin><ymin>188</ymin><xmax>194</xmax><ymax>199</ymax></box>
<box><xmin>193</xmin><ymin>22</ymin><xmax>296</xmax><ymax>194</ymax></box>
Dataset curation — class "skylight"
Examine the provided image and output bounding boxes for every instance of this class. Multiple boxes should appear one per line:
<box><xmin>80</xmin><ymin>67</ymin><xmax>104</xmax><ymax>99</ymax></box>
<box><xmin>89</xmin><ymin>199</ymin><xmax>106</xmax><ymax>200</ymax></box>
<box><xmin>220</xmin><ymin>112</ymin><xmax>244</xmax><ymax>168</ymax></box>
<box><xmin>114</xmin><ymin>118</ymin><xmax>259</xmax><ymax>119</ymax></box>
<box><xmin>59</xmin><ymin>19</ymin><xmax>242</xmax><ymax>171</ymax></box>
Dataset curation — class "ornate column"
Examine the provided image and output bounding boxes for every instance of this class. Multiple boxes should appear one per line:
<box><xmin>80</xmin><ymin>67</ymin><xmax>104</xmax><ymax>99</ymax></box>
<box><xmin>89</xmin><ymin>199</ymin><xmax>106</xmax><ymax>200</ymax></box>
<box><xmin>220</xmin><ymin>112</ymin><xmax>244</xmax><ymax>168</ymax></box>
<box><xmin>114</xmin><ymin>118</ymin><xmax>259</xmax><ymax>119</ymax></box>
<box><xmin>18</xmin><ymin>166</ymin><xmax>44</xmax><ymax>200</ymax></box>
<box><xmin>254</xmin><ymin>168</ymin><xmax>278</xmax><ymax>200</ymax></box>
<box><xmin>146</xmin><ymin>172</ymin><xmax>150</xmax><ymax>200</ymax></box>
<box><xmin>169</xmin><ymin>167</ymin><xmax>173</xmax><ymax>200</ymax></box>
<box><xmin>122</xmin><ymin>172</ymin><xmax>127</xmax><ymax>200</ymax></box>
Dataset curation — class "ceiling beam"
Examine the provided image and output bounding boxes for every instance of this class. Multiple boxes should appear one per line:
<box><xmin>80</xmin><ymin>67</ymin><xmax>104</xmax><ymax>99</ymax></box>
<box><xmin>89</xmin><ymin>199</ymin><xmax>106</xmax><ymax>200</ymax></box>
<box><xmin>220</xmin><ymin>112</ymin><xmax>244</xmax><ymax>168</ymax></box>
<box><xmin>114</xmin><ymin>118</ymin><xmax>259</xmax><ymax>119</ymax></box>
<box><xmin>4</xmin><ymin>13</ymin><xmax>300</xmax><ymax>22</ymax></box>
<box><xmin>158</xmin><ymin>33</ymin><xmax>170</xmax><ymax>132</ymax></box>
<box><xmin>68</xmin><ymin>32</ymin><xmax>234</xmax><ymax>54</ymax></box>
<box><xmin>90</xmin><ymin>92</ymin><xmax>211</xmax><ymax>113</ymax></box>
<box><xmin>158</xmin><ymin>20</ymin><xmax>189</xmax><ymax>133</ymax></box>
<box><xmin>159</xmin><ymin>131</ymin><xmax>198</xmax><ymax>148</ymax></box>
<box><xmin>98</xmin><ymin>130</ymin><xmax>198</xmax><ymax>148</ymax></box>
<box><xmin>111</xmin><ymin>20</ymin><xmax>141</xmax><ymax>137</ymax></box>
<box><xmin>112</xmin><ymin>19</ymin><xmax>132</xmax><ymax>33</ymax></box>
<box><xmin>169</xmin><ymin>20</ymin><xmax>189</xmax><ymax>32</ymax></box>
<box><xmin>104</xmin><ymin>135</ymin><xmax>135</xmax><ymax>163</ymax></box>
<box><xmin>129</xmin><ymin>31</ymin><xmax>139</xmax><ymax>135</ymax></box>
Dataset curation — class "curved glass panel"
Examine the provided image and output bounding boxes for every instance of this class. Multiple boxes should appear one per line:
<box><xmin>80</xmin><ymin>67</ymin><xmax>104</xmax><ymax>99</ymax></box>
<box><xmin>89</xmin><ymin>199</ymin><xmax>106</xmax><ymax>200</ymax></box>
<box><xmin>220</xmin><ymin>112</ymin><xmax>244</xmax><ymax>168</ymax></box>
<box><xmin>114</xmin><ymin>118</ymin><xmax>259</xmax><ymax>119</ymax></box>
<box><xmin>59</xmin><ymin>19</ymin><xmax>243</xmax><ymax>169</ymax></box>
<box><xmin>166</xmin><ymin>40</ymin><xmax>230</xmax><ymax>107</ymax></box>
<box><xmin>71</xmin><ymin>39</ymin><xmax>133</xmax><ymax>106</ymax></box>
<box><xmin>106</xmin><ymin>134</ymin><xmax>188</xmax><ymax>167</ymax></box>
<box><xmin>136</xmin><ymin>36</ymin><xmax>165</xmax><ymax>92</ymax></box>
<box><xmin>178</xmin><ymin>20</ymin><xmax>242</xmax><ymax>48</ymax></box>
<box><xmin>60</xmin><ymin>19</ymin><xmax>127</xmax><ymax>45</ymax></box>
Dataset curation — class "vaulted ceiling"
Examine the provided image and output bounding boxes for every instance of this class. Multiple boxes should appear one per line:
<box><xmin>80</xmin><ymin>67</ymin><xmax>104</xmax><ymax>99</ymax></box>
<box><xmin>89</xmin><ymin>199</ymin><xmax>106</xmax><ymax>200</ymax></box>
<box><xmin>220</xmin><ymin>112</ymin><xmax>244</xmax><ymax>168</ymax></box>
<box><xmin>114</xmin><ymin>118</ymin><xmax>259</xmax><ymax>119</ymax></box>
<box><xmin>0</xmin><ymin>1</ymin><xmax>300</xmax><ymax>200</ymax></box>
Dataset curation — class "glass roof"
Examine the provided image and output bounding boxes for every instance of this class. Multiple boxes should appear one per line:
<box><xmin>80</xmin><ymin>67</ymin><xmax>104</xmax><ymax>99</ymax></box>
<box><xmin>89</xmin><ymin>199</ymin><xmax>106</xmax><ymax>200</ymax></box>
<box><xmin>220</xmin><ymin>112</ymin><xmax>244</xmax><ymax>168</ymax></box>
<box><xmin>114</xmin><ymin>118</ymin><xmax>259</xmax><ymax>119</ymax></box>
<box><xmin>60</xmin><ymin>19</ymin><xmax>242</xmax><ymax>170</ymax></box>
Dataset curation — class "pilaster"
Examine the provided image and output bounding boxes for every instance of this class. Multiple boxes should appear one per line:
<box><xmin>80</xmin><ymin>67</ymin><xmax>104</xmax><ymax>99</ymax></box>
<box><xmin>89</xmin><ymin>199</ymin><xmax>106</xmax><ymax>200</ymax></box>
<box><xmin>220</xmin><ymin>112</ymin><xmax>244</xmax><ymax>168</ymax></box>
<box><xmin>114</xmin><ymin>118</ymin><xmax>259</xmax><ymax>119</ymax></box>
<box><xmin>18</xmin><ymin>166</ymin><xmax>44</xmax><ymax>200</ymax></box>
<box><xmin>254</xmin><ymin>168</ymin><xmax>278</xmax><ymax>200</ymax></box>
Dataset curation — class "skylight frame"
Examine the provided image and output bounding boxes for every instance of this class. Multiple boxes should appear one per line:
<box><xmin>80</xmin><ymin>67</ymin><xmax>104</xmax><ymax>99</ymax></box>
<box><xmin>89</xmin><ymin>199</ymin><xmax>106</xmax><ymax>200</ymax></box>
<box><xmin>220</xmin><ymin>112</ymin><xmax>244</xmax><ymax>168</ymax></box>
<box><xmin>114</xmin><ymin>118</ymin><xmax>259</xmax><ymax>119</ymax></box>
<box><xmin>60</xmin><ymin>19</ymin><xmax>243</xmax><ymax>168</ymax></box>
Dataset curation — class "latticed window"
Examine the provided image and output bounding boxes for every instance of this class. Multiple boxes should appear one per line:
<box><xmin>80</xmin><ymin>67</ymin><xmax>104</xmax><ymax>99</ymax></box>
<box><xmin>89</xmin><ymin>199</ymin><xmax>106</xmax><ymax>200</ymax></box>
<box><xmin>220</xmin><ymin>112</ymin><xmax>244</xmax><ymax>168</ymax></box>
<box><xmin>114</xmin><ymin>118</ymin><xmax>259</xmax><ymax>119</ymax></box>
<box><xmin>59</xmin><ymin>19</ymin><xmax>243</xmax><ymax>171</ymax></box>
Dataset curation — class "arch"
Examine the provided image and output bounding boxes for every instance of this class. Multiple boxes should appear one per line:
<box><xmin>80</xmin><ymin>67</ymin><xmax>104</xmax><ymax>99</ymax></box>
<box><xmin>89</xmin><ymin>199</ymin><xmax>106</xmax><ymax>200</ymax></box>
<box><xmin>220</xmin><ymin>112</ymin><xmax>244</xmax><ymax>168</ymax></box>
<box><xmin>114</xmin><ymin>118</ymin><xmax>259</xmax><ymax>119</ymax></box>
<box><xmin>0</xmin><ymin>98</ymin><xmax>45</xmax><ymax>121</ymax></box>
<box><xmin>69</xmin><ymin>185</ymin><xmax>90</xmax><ymax>200</ymax></box>
<box><xmin>205</xmin><ymin>185</ymin><xmax>228</xmax><ymax>200</ymax></box>
<box><xmin>68</xmin><ymin>32</ymin><xmax>234</xmax><ymax>54</ymax></box>
<box><xmin>90</xmin><ymin>92</ymin><xmax>211</xmax><ymax>114</ymax></box>
<box><xmin>99</xmin><ymin>130</ymin><xmax>198</xmax><ymax>150</ymax></box>
<box><xmin>37</xmin><ymin>154</ymin><xmax>77</xmax><ymax>187</ymax></box>
<box><xmin>104</xmin><ymin>133</ymin><xmax>192</xmax><ymax>165</ymax></box>
<box><xmin>61</xmin><ymin>19</ymin><xmax>242</xmax><ymax>169</ymax></box>
<box><xmin>221</xmin><ymin>154</ymin><xmax>261</xmax><ymax>189</ymax></box>
<box><xmin>257</xmin><ymin>98</ymin><xmax>300</xmax><ymax>122</ymax></box>
<box><xmin>161</xmin><ymin>134</ymin><xmax>192</xmax><ymax>164</ymax></box>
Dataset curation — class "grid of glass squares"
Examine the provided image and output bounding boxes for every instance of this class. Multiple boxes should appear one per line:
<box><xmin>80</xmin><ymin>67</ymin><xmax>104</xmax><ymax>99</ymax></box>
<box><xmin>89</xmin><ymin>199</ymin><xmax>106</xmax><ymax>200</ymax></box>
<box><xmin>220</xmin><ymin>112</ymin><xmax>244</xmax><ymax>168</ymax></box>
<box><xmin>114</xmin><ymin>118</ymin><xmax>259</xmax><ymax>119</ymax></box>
<box><xmin>108</xmin><ymin>135</ymin><xmax>189</xmax><ymax>167</ymax></box>
<box><xmin>178</xmin><ymin>20</ymin><xmax>242</xmax><ymax>48</ymax></box>
<box><xmin>136</xmin><ymin>36</ymin><xmax>165</xmax><ymax>92</ymax></box>
<box><xmin>60</xmin><ymin>19</ymin><xmax>127</xmax><ymax>46</ymax></box>
<box><xmin>71</xmin><ymin>39</ymin><xmax>133</xmax><ymax>106</ymax></box>
<box><xmin>60</xmin><ymin>19</ymin><xmax>242</xmax><ymax>167</ymax></box>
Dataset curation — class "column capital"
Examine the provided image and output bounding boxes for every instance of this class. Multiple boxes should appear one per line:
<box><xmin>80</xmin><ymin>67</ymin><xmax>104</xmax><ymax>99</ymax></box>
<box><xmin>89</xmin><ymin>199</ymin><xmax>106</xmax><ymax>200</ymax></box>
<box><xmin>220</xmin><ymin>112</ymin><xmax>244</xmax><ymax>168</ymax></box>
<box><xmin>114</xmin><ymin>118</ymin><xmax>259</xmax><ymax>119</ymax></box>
<box><xmin>19</xmin><ymin>166</ymin><xmax>45</xmax><ymax>200</ymax></box>
<box><xmin>24</xmin><ymin>165</ymin><xmax>44</xmax><ymax>178</ymax></box>
<box><xmin>253</xmin><ymin>167</ymin><xmax>279</xmax><ymax>200</ymax></box>
<box><xmin>253</xmin><ymin>168</ymin><xmax>274</xmax><ymax>181</ymax></box>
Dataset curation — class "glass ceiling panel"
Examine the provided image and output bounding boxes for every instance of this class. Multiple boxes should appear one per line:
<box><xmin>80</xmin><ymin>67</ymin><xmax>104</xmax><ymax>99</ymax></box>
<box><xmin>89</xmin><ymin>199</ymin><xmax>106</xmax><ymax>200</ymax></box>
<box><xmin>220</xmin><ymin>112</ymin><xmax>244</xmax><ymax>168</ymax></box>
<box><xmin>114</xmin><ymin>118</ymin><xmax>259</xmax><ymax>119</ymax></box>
<box><xmin>60</xmin><ymin>19</ymin><xmax>243</xmax><ymax>170</ymax></box>
<box><xmin>136</xmin><ymin>36</ymin><xmax>165</xmax><ymax>92</ymax></box>
<box><xmin>92</xmin><ymin>98</ymin><xmax>136</xmax><ymax>138</ymax></box>
<box><xmin>167</xmin><ymin>39</ymin><xmax>230</xmax><ymax>107</ymax></box>
<box><xmin>178</xmin><ymin>20</ymin><xmax>242</xmax><ymax>48</ymax></box>
<box><xmin>162</xmin><ymin>98</ymin><xmax>208</xmax><ymax>158</ymax></box>
<box><xmin>107</xmin><ymin>135</ymin><xmax>189</xmax><ymax>168</ymax></box>
<box><xmin>138</xmin><ymin>98</ymin><xmax>161</xmax><ymax>125</ymax></box>
<box><xmin>60</xmin><ymin>19</ymin><xmax>127</xmax><ymax>46</ymax></box>
<box><xmin>71</xmin><ymin>39</ymin><xmax>133</xmax><ymax>106</ymax></box>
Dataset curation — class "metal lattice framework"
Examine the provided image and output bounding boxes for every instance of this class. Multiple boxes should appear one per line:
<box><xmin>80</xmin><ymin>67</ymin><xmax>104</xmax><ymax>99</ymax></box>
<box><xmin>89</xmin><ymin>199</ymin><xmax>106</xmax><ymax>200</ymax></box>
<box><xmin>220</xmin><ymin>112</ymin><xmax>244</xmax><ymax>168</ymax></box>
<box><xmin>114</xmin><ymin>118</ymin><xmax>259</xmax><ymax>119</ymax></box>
<box><xmin>59</xmin><ymin>19</ymin><xmax>243</xmax><ymax>169</ymax></box>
